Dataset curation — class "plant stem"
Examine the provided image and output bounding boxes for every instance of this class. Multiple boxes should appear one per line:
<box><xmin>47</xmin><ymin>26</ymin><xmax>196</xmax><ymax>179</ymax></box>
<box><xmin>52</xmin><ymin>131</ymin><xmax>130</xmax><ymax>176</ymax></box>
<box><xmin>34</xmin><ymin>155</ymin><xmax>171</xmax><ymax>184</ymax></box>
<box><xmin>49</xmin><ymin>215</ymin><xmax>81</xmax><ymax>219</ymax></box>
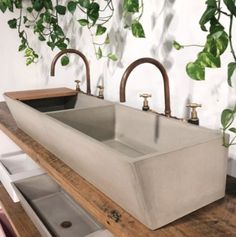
<box><xmin>217</xmin><ymin>0</ymin><xmax>221</xmax><ymax>20</ymax></box>
<box><xmin>17</xmin><ymin>7</ymin><xmax>22</xmax><ymax>34</ymax></box>
<box><xmin>218</xmin><ymin>10</ymin><xmax>230</xmax><ymax>16</ymax></box>
<box><xmin>182</xmin><ymin>44</ymin><xmax>204</xmax><ymax>48</ymax></box>
<box><xmin>229</xmin><ymin>13</ymin><xmax>236</xmax><ymax>62</ymax></box>
<box><xmin>137</xmin><ymin>0</ymin><xmax>144</xmax><ymax>21</ymax></box>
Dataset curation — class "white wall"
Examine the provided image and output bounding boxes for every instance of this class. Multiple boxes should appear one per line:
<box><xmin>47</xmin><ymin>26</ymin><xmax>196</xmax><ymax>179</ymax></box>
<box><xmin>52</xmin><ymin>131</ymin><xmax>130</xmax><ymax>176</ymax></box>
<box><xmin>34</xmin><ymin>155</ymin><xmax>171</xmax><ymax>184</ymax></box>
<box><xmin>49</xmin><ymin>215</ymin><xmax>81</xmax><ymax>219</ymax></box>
<box><xmin>0</xmin><ymin>0</ymin><xmax>236</xmax><ymax>176</ymax></box>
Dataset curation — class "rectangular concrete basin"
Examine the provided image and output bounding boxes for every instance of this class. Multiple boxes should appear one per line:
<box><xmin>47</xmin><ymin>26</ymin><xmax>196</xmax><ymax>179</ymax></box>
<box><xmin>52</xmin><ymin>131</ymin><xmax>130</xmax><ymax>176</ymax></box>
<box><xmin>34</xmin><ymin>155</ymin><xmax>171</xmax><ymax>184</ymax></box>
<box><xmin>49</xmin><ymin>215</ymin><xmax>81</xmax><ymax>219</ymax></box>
<box><xmin>13</xmin><ymin>174</ymin><xmax>113</xmax><ymax>237</ymax></box>
<box><xmin>4</xmin><ymin>93</ymin><xmax>228</xmax><ymax>230</ymax></box>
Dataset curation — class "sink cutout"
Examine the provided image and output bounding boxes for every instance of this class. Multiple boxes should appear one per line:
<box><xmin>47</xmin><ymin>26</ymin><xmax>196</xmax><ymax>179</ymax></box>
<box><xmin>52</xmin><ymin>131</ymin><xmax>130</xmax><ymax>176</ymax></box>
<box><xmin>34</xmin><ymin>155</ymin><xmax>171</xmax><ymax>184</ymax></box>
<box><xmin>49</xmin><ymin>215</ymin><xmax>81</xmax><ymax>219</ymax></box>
<box><xmin>22</xmin><ymin>95</ymin><xmax>77</xmax><ymax>112</ymax></box>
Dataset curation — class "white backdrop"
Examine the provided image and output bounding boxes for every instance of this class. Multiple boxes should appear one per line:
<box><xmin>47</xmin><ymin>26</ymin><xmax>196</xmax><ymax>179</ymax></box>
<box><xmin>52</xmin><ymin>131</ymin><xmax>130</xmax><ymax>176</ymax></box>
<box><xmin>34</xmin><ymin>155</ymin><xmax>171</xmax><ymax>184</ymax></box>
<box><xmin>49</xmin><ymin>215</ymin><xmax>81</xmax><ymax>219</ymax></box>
<box><xmin>0</xmin><ymin>0</ymin><xmax>236</xmax><ymax>176</ymax></box>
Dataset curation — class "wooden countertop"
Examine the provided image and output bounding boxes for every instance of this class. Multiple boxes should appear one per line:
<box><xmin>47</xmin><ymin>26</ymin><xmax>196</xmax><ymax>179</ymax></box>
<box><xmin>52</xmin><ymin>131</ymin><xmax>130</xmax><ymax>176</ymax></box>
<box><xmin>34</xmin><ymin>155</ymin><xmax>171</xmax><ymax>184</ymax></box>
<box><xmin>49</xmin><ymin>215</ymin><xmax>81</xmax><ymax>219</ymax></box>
<box><xmin>0</xmin><ymin>101</ymin><xmax>236</xmax><ymax>237</ymax></box>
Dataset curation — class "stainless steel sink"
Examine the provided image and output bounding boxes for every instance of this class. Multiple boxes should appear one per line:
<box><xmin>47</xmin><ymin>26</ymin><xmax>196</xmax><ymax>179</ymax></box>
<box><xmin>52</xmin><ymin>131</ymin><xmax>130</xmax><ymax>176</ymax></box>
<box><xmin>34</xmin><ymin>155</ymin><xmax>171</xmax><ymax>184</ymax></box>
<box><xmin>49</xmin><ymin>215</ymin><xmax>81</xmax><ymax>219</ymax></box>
<box><xmin>13</xmin><ymin>174</ymin><xmax>113</xmax><ymax>237</ymax></box>
<box><xmin>5</xmin><ymin>92</ymin><xmax>228</xmax><ymax>230</ymax></box>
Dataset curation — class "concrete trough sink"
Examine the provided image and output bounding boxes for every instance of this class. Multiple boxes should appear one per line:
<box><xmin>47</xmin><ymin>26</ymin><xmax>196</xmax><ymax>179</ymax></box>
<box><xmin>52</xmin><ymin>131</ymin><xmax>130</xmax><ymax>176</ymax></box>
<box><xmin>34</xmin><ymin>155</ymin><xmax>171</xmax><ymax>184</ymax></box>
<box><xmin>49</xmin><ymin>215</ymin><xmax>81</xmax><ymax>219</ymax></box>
<box><xmin>4</xmin><ymin>89</ymin><xmax>228</xmax><ymax>229</ymax></box>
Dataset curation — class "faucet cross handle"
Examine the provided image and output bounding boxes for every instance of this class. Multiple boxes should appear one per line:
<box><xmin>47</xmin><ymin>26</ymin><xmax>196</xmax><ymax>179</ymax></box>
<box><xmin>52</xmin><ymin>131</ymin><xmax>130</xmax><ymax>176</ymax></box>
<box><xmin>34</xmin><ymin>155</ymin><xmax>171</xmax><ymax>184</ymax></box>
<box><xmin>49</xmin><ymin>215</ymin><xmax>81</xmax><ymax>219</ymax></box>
<box><xmin>140</xmin><ymin>93</ymin><xmax>152</xmax><ymax>111</ymax></box>
<box><xmin>97</xmin><ymin>85</ymin><xmax>104</xmax><ymax>99</ymax></box>
<box><xmin>75</xmin><ymin>80</ymin><xmax>81</xmax><ymax>91</ymax></box>
<box><xmin>186</xmin><ymin>103</ymin><xmax>202</xmax><ymax>120</ymax></box>
<box><xmin>186</xmin><ymin>103</ymin><xmax>202</xmax><ymax>109</ymax></box>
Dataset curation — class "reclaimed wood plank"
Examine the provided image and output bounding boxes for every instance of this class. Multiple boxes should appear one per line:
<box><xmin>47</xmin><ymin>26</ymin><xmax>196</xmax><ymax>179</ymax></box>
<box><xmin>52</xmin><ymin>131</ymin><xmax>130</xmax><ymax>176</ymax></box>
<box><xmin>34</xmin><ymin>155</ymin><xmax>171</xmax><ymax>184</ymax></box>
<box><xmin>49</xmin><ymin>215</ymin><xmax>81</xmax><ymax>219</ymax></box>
<box><xmin>4</xmin><ymin>87</ymin><xmax>77</xmax><ymax>100</ymax></box>
<box><xmin>0</xmin><ymin>185</ymin><xmax>42</xmax><ymax>237</ymax></box>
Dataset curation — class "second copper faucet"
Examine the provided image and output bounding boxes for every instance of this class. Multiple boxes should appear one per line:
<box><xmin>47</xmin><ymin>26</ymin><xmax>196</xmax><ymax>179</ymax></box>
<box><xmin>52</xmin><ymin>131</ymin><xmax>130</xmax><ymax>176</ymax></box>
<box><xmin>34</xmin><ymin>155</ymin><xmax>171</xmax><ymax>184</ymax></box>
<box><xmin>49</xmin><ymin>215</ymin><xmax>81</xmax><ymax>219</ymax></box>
<box><xmin>50</xmin><ymin>49</ymin><xmax>91</xmax><ymax>95</ymax></box>
<box><xmin>120</xmin><ymin>57</ymin><xmax>171</xmax><ymax>117</ymax></box>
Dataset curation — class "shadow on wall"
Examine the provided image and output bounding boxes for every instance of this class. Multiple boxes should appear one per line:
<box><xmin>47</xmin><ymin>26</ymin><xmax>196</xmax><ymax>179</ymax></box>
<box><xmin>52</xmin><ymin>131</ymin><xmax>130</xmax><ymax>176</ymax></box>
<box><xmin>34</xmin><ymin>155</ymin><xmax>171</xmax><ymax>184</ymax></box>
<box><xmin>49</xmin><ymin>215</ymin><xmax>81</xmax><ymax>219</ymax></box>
<box><xmin>150</xmin><ymin>0</ymin><xmax>176</xmax><ymax>70</ymax></box>
<box><xmin>29</xmin><ymin>0</ymin><xmax>176</xmax><ymax>88</ymax></box>
<box><xmin>105</xmin><ymin>1</ymin><xmax>129</xmax><ymax>73</ymax></box>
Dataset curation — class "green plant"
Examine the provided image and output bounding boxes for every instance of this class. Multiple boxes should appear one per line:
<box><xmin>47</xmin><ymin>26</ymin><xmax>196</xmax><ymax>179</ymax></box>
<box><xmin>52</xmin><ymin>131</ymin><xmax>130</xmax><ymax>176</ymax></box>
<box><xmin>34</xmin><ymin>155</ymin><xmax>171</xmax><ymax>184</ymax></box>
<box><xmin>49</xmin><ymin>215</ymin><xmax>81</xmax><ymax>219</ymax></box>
<box><xmin>173</xmin><ymin>0</ymin><xmax>236</xmax><ymax>147</ymax></box>
<box><xmin>221</xmin><ymin>105</ymin><xmax>236</xmax><ymax>147</ymax></box>
<box><xmin>0</xmin><ymin>0</ymin><xmax>145</xmax><ymax>65</ymax></box>
<box><xmin>123</xmin><ymin>0</ymin><xmax>145</xmax><ymax>38</ymax></box>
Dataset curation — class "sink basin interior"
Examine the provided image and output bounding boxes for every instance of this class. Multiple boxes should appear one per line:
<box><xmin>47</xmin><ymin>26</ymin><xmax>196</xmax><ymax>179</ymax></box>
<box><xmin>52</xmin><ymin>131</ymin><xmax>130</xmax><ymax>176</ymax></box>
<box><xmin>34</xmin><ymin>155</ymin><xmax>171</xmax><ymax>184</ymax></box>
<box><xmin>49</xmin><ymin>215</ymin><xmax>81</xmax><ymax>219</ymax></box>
<box><xmin>48</xmin><ymin>105</ymin><xmax>157</xmax><ymax>158</ymax></box>
<box><xmin>0</xmin><ymin>154</ymin><xmax>40</xmax><ymax>175</ymax></box>
<box><xmin>22</xmin><ymin>95</ymin><xmax>77</xmax><ymax>112</ymax></box>
<box><xmin>14</xmin><ymin>174</ymin><xmax>102</xmax><ymax>237</ymax></box>
<box><xmin>21</xmin><ymin>93</ymin><xmax>113</xmax><ymax>113</ymax></box>
<box><xmin>48</xmin><ymin>104</ymin><xmax>220</xmax><ymax>159</ymax></box>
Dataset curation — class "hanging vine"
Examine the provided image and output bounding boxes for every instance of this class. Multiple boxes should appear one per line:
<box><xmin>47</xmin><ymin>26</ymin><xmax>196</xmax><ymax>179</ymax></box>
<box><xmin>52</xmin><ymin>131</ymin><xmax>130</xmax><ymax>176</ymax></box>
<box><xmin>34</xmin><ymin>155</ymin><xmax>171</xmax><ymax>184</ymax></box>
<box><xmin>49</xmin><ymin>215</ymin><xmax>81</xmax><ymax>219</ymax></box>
<box><xmin>0</xmin><ymin>0</ymin><xmax>145</xmax><ymax>65</ymax></box>
<box><xmin>173</xmin><ymin>0</ymin><xmax>236</xmax><ymax>147</ymax></box>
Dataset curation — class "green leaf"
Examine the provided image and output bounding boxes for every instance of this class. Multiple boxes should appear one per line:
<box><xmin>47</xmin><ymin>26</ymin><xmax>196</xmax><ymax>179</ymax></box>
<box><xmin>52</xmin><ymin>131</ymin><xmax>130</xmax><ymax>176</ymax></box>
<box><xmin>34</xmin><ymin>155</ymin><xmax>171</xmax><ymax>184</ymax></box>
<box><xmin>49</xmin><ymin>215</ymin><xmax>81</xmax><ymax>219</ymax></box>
<box><xmin>38</xmin><ymin>34</ymin><xmax>46</xmax><ymax>41</ymax></box>
<box><xmin>23</xmin><ymin>16</ymin><xmax>28</xmax><ymax>24</ymax></box>
<box><xmin>186</xmin><ymin>62</ymin><xmax>205</xmax><ymax>80</ymax></box>
<box><xmin>104</xmin><ymin>34</ymin><xmax>110</xmax><ymax>44</ymax></box>
<box><xmin>223</xmin><ymin>0</ymin><xmax>236</xmax><ymax>17</ymax></box>
<box><xmin>6</xmin><ymin>0</ymin><xmax>14</xmax><ymax>12</ymax></box>
<box><xmin>206</xmin><ymin>0</ymin><xmax>217</xmax><ymax>8</ymax></box>
<box><xmin>24</xmin><ymin>48</ymin><xmax>33</xmax><ymax>57</ymax></box>
<box><xmin>55</xmin><ymin>5</ymin><xmax>66</xmax><ymax>15</ymax></box>
<box><xmin>108</xmin><ymin>53</ymin><xmax>118</xmax><ymax>61</ymax></box>
<box><xmin>27</xmin><ymin>7</ymin><xmax>33</xmax><ymax>13</ymax></box>
<box><xmin>173</xmin><ymin>40</ymin><xmax>183</xmax><ymax>50</ymax></box>
<box><xmin>61</xmin><ymin>55</ymin><xmax>70</xmax><ymax>66</ymax></box>
<box><xmin>221</xmin><ymin>109</ymin><xmax>234</xmax><ymax>128</ymax></box>
<box><xmin>78</xmin><ymin>19</ymin><xmax>89</xmax><ymax>26</ymax></box>
<box><xmin>53</xmin><ymin>25</ymin><xmax>64</xmax><ymax>37</ymax></box>
<box><xmin>26</xmin><ymin>58</ymin><xmax>33</xmax><ymax>66</ymax></box>
<box><xmin>43</xmin><ymin>11</ymin><xmax>51</xmax><ymax>23</ymax></box>
<box><xmin>32</xmin><ymin>0</ymin><xmax>44</xmax><ymax>11</ymax></box>
<box><xmin>14</xmin><ymin>0</ymin><xmax>22</xmax><ymax>9</ymax></box>
<box><xmin>229</xmin><ymin>127</ymin><xmax>236</xmax><ymax>133</ymax></box>
<box><xmin>199</xmin><ymin>7</ymin><xmax>217</xmax><ymax>31</ymax></box>
<box><xmin>123</xmin><ymin>0</ymin><xmax>139</xmax><ymax>13</ymax></box>
<box><xmin>0</xmin><ymin>2</ymin><xmax>7</xmax><ymax>13</ymax></box>
<box><xmin>56</xmin><ymin>42</ymin><xmax>67</xmax><ymax>50</ymax></box>
<box><xmin>87</xmin><ymin>2</ymin><xmax>99</xmax><ymax>24</ymax></box>
<box><xmin>131</xmin><ymin>21</ymin><xmax>145</xmax><ymax>38</ymax></box>
<box><xmin>227</xmin><ymin>62</ymin><xmax>236</xmax><ymax>87</ymax></box>
<box><xmin>44</xmin><ymin>0</ymin><xmax>53</xmax><ymax>10</ymax></box>
<box><xmin>78</xmin><ymin>0</ymin><xmax>90</xmax><ymax>9</ymax></box>
<box><xmin>68</xmin><ymin>1</ymin><xmax>77</xmax><ymax>14</ymax></box>
<box><xmin>96</xmin><ymin>25</ymin><xmax>106</xmax><ymax>36</ymax></box>
<box><xmin>8</xmin><ymin>18</ymin><xmax>17</xmax><ymax>29</ymax></box>
<box><xmin>197</xmin><ymin>52</ymin><xmax>220</xmax><ymax>68</ymax></box>
<box><xmin>97</xmin><ymin>47</ymin><xmax>102</xmax><ymax>59</ymax></box>
<box><xmin>209</xmin><ymin>19</ymin><xmax>225</xmax><ymax>34</ymax></box>
<box><xmin>204</xmin><ymin>31</ymin><xmax>228</xmax><ymax>57</ymax></box>
<box><xmin>18</xmin><ymin>44</ymin><xmax>27</xmax><ymax>52</ymax></box>
<box><xmin>47</xmin><ymin>41</ymin><xmax>55</xmax><ymax>50</ymax></box>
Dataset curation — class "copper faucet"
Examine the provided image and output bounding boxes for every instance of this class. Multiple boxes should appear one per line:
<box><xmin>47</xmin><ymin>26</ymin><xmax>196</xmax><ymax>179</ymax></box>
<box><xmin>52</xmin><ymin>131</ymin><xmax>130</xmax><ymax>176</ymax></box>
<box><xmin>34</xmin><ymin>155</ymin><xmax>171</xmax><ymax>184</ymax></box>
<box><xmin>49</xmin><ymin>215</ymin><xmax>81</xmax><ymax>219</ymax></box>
<box><xmin>50</xmin><ymin>49</ymin><xmax>91</xmax><ymax>95</ymax></box>
<box><xmin>120</xmin><ymin>57</ymin><xmax>171</xmax><ymax>117</ymax></box>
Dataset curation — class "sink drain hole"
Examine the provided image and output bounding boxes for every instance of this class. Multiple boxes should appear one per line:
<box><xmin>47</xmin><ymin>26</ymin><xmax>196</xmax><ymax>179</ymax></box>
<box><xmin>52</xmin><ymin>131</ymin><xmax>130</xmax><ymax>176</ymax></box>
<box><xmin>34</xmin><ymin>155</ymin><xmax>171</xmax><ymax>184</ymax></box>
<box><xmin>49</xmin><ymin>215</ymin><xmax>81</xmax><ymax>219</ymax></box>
<box><xmin>60</xmin><ymin>221</ymin><xmax>72</xmax><ymax>228</ymax></box>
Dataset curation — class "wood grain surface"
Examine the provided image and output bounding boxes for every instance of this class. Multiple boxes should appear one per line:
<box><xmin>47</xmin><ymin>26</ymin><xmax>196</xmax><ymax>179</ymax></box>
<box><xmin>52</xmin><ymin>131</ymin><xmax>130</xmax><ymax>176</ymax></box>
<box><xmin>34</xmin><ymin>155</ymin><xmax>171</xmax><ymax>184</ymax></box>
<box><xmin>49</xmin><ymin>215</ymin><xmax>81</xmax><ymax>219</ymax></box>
<box><xmin>0</xmin><ymin>101</ymin><xmax>236</xmax><ymax>237</ymax></box>
<box><xmin>0</xmin><ymin>185</ymin><xmax>42</xmax><ymax>237</ymax></box>
<box><xmin>4</xmin><ymin>87</ymin><xmax>77</xmax><ymax>100</ymax></box>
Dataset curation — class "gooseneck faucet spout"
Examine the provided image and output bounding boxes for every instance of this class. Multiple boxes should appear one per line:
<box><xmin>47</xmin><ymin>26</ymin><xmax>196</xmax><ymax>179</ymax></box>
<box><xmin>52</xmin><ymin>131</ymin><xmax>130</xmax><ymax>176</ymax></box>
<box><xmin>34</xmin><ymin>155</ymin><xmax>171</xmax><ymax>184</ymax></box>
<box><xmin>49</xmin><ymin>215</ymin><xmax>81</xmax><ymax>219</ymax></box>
<box><xmin>120</xmin><ymin>57</ymin><xmax>171</xmax><ymax>117</ymax></box>
<box><xmin>50</xmin><ymin>49</ymin><xmax>91</xmax><ymax>95</ymax></box>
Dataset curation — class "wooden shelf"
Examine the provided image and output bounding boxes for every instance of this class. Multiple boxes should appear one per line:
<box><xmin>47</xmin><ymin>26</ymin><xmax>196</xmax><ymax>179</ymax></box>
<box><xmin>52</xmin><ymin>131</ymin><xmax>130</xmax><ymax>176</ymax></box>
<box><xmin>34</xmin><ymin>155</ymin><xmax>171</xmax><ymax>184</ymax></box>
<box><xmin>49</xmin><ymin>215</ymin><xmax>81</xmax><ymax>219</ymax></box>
<box><xmin>1</xmin><ymin>101</ymin><xmax>236</xmax><ymax>237</ymax></box>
